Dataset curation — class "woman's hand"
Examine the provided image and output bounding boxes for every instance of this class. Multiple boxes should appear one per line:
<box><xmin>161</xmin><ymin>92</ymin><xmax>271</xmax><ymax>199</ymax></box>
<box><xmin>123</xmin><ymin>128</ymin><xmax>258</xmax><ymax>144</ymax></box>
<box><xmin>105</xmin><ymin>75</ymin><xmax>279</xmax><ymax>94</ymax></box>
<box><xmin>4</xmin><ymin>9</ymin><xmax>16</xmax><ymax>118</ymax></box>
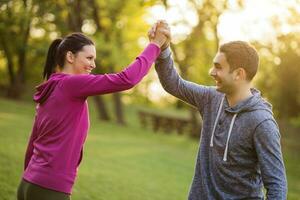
<box><xmin>148</xmin><ymin>20</ymin><xmax>171</xmax><ymax>49</ymax></box>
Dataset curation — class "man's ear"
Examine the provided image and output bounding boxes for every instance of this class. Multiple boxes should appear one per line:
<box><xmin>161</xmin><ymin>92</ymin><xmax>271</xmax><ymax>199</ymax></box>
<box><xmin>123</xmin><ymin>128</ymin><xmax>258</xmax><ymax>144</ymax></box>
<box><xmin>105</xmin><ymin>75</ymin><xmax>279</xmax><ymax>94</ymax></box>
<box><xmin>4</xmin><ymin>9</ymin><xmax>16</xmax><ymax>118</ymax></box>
<box><xmin>235</xmin><ymin>67</ymin><xmax>247</xmax><ymax>81</ymax></box>
<box><xmin>66</xmin><ymin>51</ymin><xmax>74</xmax><ymax>64</ymax></box>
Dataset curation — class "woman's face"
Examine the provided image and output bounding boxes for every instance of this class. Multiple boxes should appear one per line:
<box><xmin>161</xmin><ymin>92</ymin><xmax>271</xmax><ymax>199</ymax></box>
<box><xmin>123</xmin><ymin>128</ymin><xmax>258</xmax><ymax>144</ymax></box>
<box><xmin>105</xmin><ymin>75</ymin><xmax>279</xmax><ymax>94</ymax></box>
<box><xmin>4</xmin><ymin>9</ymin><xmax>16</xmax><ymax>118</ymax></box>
<box><xmin>69</xmin><ymin>45</ymin><xmax>97</xmax><ymax>74</ymax></box>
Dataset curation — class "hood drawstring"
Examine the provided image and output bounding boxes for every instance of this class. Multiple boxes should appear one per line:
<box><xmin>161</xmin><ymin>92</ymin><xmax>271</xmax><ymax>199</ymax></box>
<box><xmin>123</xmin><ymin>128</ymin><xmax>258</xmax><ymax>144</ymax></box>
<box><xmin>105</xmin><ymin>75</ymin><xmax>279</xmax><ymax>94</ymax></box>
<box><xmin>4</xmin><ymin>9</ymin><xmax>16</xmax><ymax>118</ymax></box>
<box><xmin>209</xmin><ymin>96</ymin><xmax>238</xmax><ymax>162</ymax></box>
<box><xmin>210</xmin><ymin>96</ymin><xmax>225</xmax><ymax>147</ymax></box>
<box><xmin>223</xmin><ymin>113</ymin><xmax>237</xmax><ymax>161</ymax></box>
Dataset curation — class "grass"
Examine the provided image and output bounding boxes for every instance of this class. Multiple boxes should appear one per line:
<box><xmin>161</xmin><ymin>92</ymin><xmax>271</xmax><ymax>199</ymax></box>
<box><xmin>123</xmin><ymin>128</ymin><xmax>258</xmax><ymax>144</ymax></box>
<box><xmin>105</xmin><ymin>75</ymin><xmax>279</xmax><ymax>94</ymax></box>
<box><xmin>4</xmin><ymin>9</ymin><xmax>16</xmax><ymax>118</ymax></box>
<box><xmin>0</xmin><ymin>97</ymin><xmax>299</xmax><ymax>199</ymax></box>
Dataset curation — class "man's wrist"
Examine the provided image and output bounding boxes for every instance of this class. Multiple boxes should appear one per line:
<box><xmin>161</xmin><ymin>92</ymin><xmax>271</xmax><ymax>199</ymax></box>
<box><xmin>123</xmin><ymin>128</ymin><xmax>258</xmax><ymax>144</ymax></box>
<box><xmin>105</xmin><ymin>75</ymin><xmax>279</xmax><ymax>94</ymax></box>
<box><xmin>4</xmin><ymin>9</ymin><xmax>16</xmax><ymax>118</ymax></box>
<box><xmin>158</xmin><ymin>47</ymin><xmax>171</xmax><ymax>59</ymax></box>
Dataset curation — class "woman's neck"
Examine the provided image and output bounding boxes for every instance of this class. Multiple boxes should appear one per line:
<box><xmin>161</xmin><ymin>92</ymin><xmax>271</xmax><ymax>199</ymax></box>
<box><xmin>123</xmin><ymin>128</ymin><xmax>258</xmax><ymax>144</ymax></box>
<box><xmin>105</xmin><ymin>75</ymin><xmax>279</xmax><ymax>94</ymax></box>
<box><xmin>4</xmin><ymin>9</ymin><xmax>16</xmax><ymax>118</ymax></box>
<box><xmin>61</xmin><ymin>64</ymin><xmax>75</xmax><ymax>75</ymax></box>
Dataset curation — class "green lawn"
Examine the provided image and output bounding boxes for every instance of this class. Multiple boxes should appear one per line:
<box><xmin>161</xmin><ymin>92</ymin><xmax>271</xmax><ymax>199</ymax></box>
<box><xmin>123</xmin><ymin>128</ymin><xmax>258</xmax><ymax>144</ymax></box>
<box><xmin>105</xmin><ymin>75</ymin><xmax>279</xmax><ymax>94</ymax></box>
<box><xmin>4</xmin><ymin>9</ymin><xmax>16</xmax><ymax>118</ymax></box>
<box><xmin>0</xmin><ymin>97</ymin><xmax>299</xmax><ymax>199</ymax></box>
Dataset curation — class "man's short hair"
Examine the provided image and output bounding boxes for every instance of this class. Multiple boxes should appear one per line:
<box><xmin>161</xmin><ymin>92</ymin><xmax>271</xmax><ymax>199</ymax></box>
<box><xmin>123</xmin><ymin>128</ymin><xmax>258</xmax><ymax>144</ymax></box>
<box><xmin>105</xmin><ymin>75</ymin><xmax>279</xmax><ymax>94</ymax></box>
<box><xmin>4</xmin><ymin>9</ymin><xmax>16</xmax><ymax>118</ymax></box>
<box><xmin>219</xmin><ymin>41</ymin><xmax>259</xmax><ymax>81</ymax></box>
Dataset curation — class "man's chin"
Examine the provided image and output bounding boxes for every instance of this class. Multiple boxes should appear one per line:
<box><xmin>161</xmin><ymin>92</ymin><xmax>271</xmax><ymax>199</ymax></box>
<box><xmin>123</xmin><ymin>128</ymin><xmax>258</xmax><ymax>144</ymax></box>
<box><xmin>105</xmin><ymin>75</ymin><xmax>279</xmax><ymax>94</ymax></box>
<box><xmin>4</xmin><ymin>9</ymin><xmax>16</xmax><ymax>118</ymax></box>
<box><xmin>216</xmin><ymin>86</ymin><xmax>226</xmax><ymax>93</ymax></box>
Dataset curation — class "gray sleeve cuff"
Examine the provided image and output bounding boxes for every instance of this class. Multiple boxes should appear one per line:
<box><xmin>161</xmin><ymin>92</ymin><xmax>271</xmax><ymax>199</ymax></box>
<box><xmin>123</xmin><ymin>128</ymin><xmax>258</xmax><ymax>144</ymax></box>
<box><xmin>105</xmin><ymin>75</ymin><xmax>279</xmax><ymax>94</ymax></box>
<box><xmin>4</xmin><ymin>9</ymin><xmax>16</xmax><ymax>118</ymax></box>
<box><xmin>158</xmin><ymin>47</ymin><xmax>171</xmax><ymax>59</ymax></box>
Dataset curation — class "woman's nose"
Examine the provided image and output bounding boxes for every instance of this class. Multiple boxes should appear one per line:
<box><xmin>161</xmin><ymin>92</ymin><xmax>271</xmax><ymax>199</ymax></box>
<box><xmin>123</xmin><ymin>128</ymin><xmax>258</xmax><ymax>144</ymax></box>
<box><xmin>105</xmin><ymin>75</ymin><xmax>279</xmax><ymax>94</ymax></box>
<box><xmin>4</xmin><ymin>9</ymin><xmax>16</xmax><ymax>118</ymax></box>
<box><xmin>91</xmin><ymin>61</ymin><xmax>96</xmax><ymax>68</ymax></box>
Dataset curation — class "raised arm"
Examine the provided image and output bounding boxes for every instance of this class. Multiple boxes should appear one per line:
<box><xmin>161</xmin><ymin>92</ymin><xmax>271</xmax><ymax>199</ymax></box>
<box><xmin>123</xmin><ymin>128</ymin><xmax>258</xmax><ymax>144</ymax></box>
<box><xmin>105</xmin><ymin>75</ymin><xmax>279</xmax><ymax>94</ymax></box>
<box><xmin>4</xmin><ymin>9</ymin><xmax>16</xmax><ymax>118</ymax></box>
<box><xmin>150</xmin><ymin>21</ymin><xmax>213</xmax><ymax>110</ymax></box>
<box><xmin>61</xmin><ymin>23</ymin><xmax>169</xmax><ymax>98</ymax></box>
<box><xmin>155</xmin><ymin>47</ymin><xmax>213</xmax><ymax>110</ymax></box>
<box><xmin>63</xmin><ymin>43</ymin><xmax>161</xmax><ymax>98</ymax></box>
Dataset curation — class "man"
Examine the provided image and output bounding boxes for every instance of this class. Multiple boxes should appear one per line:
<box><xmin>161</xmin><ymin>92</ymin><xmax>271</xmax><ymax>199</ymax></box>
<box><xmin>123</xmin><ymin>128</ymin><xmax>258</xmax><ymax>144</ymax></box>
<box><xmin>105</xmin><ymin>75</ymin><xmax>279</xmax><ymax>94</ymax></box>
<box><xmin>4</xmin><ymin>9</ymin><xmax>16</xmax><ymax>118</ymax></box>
<box><xmin>149</xmin><ymin>21</ymin><xmax>287</xmax><ymax>199</ymax></box>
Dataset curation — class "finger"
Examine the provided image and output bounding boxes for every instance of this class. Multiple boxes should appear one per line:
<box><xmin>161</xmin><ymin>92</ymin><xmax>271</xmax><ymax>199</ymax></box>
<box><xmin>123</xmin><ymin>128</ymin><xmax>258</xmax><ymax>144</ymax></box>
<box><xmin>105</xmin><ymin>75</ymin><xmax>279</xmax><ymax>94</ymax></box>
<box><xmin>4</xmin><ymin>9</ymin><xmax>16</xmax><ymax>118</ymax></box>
<box><xmin>149</xmin><ymin>30</ymin><xmax>155</xmax><ymax>38</ymax></box>
<box><xmin>158</xmin><ymin>19</ymin><xmax>167</xmax><ymax>24</ymax></box>
<box><xmin>151</xmin><ymin>23</ymin><xmax>159</xmax><ymax>37</ymax></box>
<box><xmin>159</xmin><ymin>20</ymin><xmax>168</xmax><ymax>26</ymax></box>
<box><xmin>148</xmin><ymin>30</ymin><xmax>152</xmax><ymax>38</ymax></box>
<box><xmin>156</xmin><ymin>28</ymin><xmax>171</xmax><ymax>39</ymax></box>
<box><xmin>148</xmin><ymin>26</ymin><xmax>156</xmax><ymax>38</ymax></box>
<box><xmin>157</xmin><ymin>19</ymin><xmax>167</xmax><ymax>28</ymax></box>
<box><xmin>160</xmin><ymin>29</ymin><xmax>171</xmax><ymax>38</ymax></box>
<box><xmin>156</xmin><ymin>25</ymin><xmax>169</xmax><ymax>31</ymax></box>
<box><xmin>157</xmin><ymin>19</ymin><xmax>164</xmax><ymax>24</ymax></box>
<box><xmin>160</xmin><ymin>20</ymin><xmax>168</xmax><ymax>26</ymax></box>
<box><xmin>158</xmin><ymin>22</ymin><xmax>169</xmax><ymax>30</ymax></box>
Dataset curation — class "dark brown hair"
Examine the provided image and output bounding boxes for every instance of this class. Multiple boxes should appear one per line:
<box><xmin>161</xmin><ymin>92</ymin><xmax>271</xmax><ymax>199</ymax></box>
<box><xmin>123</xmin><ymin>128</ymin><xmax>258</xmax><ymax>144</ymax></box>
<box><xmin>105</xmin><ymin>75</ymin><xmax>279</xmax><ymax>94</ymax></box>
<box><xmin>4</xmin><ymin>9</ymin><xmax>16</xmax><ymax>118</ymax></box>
<box><xmin>219</xmin><ymin>41</ymin><xmax>259</xmax><ymax>81</ymax></box>
<box><xmin>43</xmin><ymin>32</ymin><xmax>94</xmax><ymax>80</ymax></box>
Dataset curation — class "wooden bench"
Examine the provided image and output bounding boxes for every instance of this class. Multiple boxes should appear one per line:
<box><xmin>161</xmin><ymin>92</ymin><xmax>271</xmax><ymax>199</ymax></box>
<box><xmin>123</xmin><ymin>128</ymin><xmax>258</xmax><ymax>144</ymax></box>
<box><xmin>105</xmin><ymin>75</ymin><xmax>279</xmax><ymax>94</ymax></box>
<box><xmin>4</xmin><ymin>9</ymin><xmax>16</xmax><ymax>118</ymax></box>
<box><xmin>138</xmin><ymin>109</ymin><xmax>201</xmax><ymax>137</ymax></box>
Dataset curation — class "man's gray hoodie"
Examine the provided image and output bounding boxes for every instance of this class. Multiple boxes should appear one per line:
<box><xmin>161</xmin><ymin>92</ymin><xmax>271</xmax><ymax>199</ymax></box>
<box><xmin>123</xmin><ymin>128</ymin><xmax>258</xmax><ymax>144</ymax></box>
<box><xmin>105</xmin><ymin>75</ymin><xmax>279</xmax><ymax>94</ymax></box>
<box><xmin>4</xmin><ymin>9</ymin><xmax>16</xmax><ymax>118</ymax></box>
<box><xmin>155</xmin><ymin>48</ymin><xmax>287</xmax><ymax>200</ymax></box>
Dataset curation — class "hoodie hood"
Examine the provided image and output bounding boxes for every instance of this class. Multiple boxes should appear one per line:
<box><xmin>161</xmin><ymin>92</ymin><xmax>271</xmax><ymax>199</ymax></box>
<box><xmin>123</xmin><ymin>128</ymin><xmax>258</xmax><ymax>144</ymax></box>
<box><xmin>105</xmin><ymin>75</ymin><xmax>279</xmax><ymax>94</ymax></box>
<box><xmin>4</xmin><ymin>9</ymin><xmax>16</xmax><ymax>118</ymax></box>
<box><xmin>224</xmin><ymin>88</ymin><xmax>273</xmax><ymax>114</ymax></box>
<box><xmin>33</xmin><ymin>73</ymin><xmax>68</xmax><ymax>104</ymax></box>
<box><xmin>210</xmin><ymin>88</ymin><xmax>273</xmax><ymax>161</ymax></box>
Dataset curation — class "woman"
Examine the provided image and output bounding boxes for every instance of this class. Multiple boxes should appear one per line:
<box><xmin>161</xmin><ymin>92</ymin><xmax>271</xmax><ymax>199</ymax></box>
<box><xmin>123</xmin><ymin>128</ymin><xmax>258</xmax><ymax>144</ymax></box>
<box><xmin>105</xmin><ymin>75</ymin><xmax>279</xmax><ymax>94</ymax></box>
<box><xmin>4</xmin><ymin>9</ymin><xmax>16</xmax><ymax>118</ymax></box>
<box><xmin>17</xmin><ymin>29</ymin><xmax>167</xmax><ymax>200</ymax></box>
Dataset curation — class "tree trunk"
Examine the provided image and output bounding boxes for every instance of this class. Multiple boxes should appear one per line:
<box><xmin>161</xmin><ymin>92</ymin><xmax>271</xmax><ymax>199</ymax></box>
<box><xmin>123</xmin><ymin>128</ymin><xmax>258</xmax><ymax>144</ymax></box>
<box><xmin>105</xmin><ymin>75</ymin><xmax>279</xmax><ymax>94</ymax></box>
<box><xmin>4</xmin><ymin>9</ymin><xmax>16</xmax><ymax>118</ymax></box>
<box><xmin>93</xmin><ymin>62</ymin><xmax>111</xmax><ymax>122</ymax></box>
<box><xmin>7</xmin><ymin>77</ymin><xmax>23</xmax><ymax>99</ymax></box>
<box><xmin>90</xmin><ymin>0</ymin><xmax>103</xmax><ymax>31</ymax></box>
<box><xmin>67</xmin><ymin>0</ymin><xmax>83</xmax><ymax>32</ymax></box>
<box><xmin>108</xmin><ymin>19</ymin><xmax>126</xmax><ymax>125</ymax></box>
<box><xmin>8</xmin><ymin>6</ymin><xmax>32</xmax><ymax>99</ymax></box>
<box><xmin>93</xmin><ymin>96</ymin><xmax>110</xmax><ymax>121</ymax></box>
<box><xmin>87</xmin><ymin>0</ymin><xmax>112</xmax><ymax>122</ymax></box>
<box><xmin>1</xmin><ymin>2</ymin><xmax>31</xmax><ymax>99</ymax></box>
<box><xmin>113</xmin><ymin>92</ymin><xmax>126</xmax><ymax>125</ymax></box>
<box><xmin>92</xmin><ymin>61</ymin><xmax>111</xmax><ymax>122</ymax></box>
<box><xmin>17</xmin><ymin>14</ymin><xmax>31</xmax><ymax>85</ymax></box>
<box><xmin>90</xmin><ymin>0</ymin><xmax>126</xmax><ymax>125</ymax></box>
<box><xmin>108</xmin><ymin>64</ymin><xmax>126</xmax><ymax>125</ymax></box>
<box><xmin>66</xmin><ymin>0</ymin><xmax>111</xmax><ymax>122</ymax></box>
<box><xmin>0</xmin><ymin>35</ymin><xmax>15</xmax><ymax>86</ymax></box>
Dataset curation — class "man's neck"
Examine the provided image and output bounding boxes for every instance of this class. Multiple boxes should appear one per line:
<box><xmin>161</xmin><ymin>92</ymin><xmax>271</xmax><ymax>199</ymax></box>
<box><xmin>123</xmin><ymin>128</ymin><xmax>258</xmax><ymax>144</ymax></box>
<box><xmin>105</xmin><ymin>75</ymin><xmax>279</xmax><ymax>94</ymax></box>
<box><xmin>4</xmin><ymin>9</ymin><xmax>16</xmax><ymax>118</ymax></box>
<box><xmin>226</xmin><ymin>85</ymin><xmax>252</xmax><ymax>107</ymax></box>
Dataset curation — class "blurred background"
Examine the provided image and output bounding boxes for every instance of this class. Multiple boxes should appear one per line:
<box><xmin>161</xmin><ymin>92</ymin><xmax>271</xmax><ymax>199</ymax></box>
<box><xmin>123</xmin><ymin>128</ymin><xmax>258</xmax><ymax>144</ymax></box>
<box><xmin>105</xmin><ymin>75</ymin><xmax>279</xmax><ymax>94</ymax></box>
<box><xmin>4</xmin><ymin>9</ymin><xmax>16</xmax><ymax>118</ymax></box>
<box><xmin>0</xmin><ymin>0</ymin><xmax>299</xmax><ymax>199</ymax></box>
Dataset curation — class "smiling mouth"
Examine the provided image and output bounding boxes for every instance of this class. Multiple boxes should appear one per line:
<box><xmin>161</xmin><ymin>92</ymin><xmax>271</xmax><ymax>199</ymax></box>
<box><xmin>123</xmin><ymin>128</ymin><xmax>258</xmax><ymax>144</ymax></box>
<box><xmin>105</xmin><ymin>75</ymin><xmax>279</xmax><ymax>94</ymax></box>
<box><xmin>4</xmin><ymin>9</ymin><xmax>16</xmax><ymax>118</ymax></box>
<box><xmin>214</xmin><ymin>80</ymin><xmax>222</xmax><ymax>86</ymax></box>
<box><xmin>85</xmin><ymin>67</ymin><xmax>93</xmax><ymax>73</ymax></box>
<box><xmin>213</xmin><ymin>78</ymin><xmax>220</xmax><ymax>83</ymax></box>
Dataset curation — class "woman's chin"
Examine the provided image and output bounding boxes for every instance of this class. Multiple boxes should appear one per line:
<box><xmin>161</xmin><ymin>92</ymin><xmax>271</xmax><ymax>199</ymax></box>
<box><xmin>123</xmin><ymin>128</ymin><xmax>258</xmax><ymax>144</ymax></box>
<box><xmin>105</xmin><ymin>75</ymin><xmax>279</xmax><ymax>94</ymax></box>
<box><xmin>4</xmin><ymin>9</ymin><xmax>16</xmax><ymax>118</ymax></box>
<box><xmin>81</xmin><ymin>70</ymin><xmax>91</xmax><ymax>74</ymax></box>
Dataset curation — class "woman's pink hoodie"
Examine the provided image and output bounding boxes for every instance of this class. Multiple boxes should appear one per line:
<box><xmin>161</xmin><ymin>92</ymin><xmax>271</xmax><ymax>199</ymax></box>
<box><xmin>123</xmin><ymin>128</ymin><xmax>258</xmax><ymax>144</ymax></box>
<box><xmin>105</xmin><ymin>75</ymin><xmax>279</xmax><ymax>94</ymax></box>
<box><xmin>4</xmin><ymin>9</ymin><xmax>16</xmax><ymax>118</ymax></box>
<box><xmin>23</xmin><ymin>43</ymin><xmax>160</xmax><ymax>194</ymax></box>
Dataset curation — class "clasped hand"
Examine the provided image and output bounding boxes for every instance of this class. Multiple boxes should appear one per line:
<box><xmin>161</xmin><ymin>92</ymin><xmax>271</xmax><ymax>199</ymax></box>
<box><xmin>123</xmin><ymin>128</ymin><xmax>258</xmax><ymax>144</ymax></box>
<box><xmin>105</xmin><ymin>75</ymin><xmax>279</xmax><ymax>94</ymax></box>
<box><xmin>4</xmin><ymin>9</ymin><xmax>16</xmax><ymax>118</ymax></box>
<box><xmin>148</xmin><ymin>20</ymin><xmax>171</xmax><ymax>50</ymax></box>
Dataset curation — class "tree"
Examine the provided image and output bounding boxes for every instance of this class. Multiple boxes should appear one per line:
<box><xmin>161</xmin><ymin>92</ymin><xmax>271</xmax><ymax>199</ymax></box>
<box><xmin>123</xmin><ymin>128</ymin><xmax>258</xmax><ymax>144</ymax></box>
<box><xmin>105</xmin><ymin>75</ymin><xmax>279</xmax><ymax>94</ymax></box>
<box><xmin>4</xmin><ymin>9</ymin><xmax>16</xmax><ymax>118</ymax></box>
<box><xmin>88</xmin><ymin>0</ymin><xmax>159</xmax><ymax>125</ymax></box>
<box><xmin>255</xmin><ymin>4</ymin><xmax>300</xmax><ymax>120</ymax></box>
<box><xmin>0</xmin><ymin>0</ymin><xmax>35</xmax><ymax>98</ymax></box>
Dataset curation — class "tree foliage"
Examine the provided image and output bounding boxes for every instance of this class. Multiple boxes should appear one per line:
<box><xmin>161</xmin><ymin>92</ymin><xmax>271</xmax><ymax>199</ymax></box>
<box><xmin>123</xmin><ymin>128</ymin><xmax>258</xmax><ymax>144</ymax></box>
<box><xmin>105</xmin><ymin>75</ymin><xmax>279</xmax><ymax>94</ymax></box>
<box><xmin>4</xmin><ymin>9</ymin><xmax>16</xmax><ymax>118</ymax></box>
<box><xmin>0</xmin><ymin>0</ymin><xmax>299</xmax><ymax>121</ymax></box>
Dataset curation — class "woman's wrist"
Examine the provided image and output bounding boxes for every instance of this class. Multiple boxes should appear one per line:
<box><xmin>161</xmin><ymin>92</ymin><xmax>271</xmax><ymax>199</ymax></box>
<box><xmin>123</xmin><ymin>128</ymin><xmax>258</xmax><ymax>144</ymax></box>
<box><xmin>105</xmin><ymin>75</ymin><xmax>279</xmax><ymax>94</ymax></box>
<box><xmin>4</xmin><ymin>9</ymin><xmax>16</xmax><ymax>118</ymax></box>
<box><xmin>150</xmin><ymin>40</ymin><xmax>163</xmax><ymax>48</ymax></box>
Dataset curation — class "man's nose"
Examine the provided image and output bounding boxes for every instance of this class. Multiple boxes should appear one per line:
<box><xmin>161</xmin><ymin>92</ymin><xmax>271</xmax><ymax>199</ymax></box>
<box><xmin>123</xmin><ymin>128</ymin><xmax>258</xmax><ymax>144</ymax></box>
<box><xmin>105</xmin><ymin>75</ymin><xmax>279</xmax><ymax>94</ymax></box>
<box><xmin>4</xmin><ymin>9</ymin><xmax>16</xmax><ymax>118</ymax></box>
<box><xmin>209</xmin><ymin>67</ymin><xmax>216</xmax><ymax>76</ymax></box>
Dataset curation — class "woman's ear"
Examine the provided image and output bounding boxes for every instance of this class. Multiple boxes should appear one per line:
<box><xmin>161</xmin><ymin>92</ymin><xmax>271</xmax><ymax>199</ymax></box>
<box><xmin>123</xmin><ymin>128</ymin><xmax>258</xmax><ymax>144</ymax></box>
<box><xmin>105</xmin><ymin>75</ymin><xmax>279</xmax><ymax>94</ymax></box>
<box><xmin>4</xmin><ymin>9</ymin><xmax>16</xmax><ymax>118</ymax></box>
<box><xmin>66</xmin><ymin>51</ymin><xmax>74</xmax><ymax>64</ymax></box>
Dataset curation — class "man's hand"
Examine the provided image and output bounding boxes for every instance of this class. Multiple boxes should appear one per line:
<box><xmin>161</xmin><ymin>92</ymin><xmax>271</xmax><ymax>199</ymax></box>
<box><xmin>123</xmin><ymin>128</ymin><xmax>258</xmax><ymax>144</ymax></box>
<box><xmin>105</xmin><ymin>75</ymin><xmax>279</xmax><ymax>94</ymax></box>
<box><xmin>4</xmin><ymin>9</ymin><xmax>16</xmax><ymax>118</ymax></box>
<box><xmin>148</xmin><ymin>20</ymin><xmax>171</xmax><ymax>50</ymax></box>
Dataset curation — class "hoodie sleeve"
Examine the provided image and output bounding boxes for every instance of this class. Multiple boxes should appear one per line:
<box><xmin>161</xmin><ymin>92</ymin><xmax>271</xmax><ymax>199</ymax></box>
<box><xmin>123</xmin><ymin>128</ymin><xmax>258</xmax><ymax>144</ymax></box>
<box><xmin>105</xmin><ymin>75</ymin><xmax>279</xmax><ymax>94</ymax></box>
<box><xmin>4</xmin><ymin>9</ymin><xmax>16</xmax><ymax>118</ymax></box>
<box><xmin>155</xmin><ymin>47</ymin><xmax>213</xmax><ymax>111</ymax></box>
<box><xmin>24</xmin><ymin>115</ymin><xmax>39</xmax><ymax>170</ymax></box>
<box><xmin>63</xmin><ymin>43</ymin><xmax>160</xmax><ymax>98</ymax></box>
<box><xmin>253</xmin><ymin>119</ymin><xmax>287</xmax><ymax>199</ymax></box>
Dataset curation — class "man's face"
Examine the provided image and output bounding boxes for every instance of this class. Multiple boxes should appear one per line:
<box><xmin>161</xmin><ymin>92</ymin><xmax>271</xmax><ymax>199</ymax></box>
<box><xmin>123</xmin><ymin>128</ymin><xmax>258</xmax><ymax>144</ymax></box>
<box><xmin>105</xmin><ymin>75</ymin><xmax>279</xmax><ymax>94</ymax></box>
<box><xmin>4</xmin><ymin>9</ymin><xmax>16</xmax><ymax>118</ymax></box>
<box><xmin>209</xmin><ymin>52</ymin><xmax>237</xmax><ymax>94</ymax></box>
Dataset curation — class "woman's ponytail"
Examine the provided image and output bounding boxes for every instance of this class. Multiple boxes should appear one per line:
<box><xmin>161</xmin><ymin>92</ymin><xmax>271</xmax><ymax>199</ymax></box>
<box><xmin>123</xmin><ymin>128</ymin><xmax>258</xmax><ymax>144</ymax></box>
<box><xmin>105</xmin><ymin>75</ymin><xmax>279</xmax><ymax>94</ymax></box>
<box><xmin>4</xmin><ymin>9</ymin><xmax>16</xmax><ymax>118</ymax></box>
<box><xmin>43</xmin><ymin>38</ymin><xmax>62</xmax><ymax>80</ymax></box>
